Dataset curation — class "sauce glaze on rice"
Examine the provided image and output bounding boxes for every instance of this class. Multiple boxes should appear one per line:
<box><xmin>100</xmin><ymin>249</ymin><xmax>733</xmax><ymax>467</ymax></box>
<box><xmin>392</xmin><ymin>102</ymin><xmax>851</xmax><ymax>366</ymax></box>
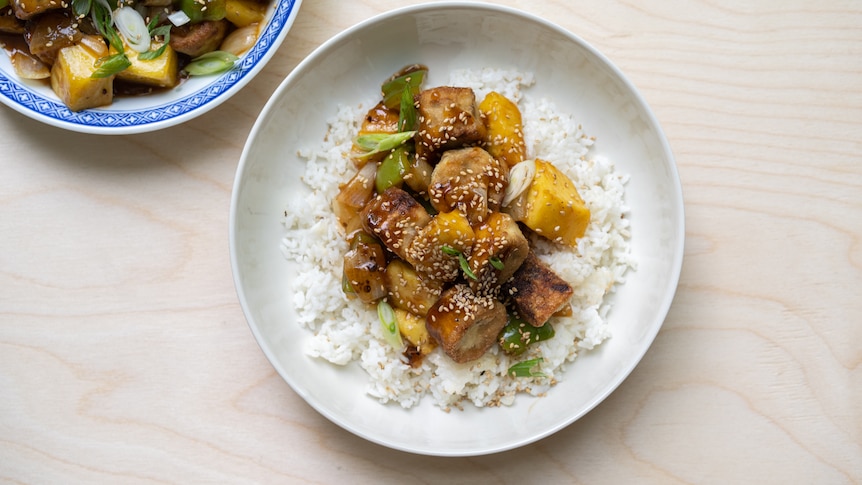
<box><xmin>281</xmin><ymin>68</ymin><xmax>634</xmax><ymax>410</ymax></box>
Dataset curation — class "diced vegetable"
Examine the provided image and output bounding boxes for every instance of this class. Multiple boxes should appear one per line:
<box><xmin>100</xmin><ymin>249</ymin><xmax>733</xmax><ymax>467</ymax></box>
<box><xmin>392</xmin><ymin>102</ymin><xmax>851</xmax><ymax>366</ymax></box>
<box><xmin>50</xmin><ymin>39</ymin><xmax>114</xmax><ymax>111</ymax></box>
<box><xmin>10</xmin><ymin>0</ymin><xmax>57</xmax><ymax>19</ymax></box>
<box><xmin>342</xmin><ymin>232</ymin><xmax>387</xmax><ymax>304</ymax></box>
<box><xmin>402</xmin><ymin>153</ymin><xmax>433</xmax><ymax>194</ymax></box>
<box><xmin>468</xmin><ymin>212</ymin><xmax>529</xmax><ymax>291</ymax></box>
<box><xmin>381</xmin><ymin>64</ymin><xmax>426</xmax><ymax>109</ymax></box>
<box><xmin>333</xmin><ymin>161</ymin><xmax>377</xmax><ymax>229</ymax></box>
<box><xmin>179</xmin><ymin>0</ymin><xmax>227</xmax><ymax>23</ymax></box>
<box><xmin>10</xmin><ymin>51</ymin><xmax>50</xmax><ymax>79</ymax></box>
<box><xmin>383</xmin><ymin>259</ymin><xmax>442</xmax><ymax>316</ymax></box>
<box><xmin>500</xmin><ymin>251</ymin><xmax>574</xmax><ymax>327</ymax></box>
<box><xmin>111</xmin><ymin>39</ymin><xmax>179</xmax><ymax>87</ymax></box>
<box><xmin>507</xmin><ymin>357</ymin><xmax>546</xmax><ymax>378</ymax></box>
<box><xmin>225</xmin><ymin>0</ymin><xmax>266</xmax><ymax>27</ymax></box>
<box><xmin>375</xmin><ymin>146</ymin><xmax>410</xmax><ymax>193</ymax></box>
<box><xmin>479</xmin><ymin>91</ymin><xmax>526</xmax><ymax>168</ymax></box>
<box><xmin>220</xmin><ymin>24</ymin><xmax>258</xmax><ymax>55</ymax></box>
<box><xmin>26</xmin><ymin>11</ymin><xmax>83</xmax><ymax>64</ymax></box>
<box><xmin>394</xmin><ymin>308</ymin><xmax>436</xmax><ymax>356</ymax></box>
<box><xmin>498</xmin><ymin>316</ymin><xmax>555</xmax><ymax>355</ymax></box>
<box><xmin>504</xmin><ymin>158</ymin><xmax>591</xmax><ymax>246</ymax></box>
<box><xmin>425</xmin><ymin>284</ymin><xmax>508</xmax><ymax>364</ymax></box>
<box><xmin>405</xmin><ymin>209</ymin><xmax>475</xmax><ymax>281</ymax></box>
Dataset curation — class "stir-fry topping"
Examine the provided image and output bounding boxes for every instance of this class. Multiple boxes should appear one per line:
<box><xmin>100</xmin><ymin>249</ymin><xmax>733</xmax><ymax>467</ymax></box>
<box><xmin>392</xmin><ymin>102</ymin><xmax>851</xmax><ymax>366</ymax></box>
<box><xmin>336</xmin><ymin>64</ymin><xmax>592</xmax><ymax>371</ymax></box>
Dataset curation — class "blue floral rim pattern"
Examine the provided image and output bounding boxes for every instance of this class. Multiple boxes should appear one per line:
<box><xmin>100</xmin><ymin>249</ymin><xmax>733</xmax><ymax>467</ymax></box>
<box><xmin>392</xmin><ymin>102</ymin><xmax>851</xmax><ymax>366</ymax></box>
<box><xmin>0</xmin><ymin>0</ymin><xmax>298</xmax><ymax>131</ymax></box>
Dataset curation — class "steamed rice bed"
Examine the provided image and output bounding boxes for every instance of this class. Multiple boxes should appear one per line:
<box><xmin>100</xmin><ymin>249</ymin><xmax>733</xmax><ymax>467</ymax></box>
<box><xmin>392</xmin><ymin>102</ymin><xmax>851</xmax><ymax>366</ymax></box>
<box><xmin>281</xmin><ymin>68</ymin><xmax>634</xmax><ymax>410</ymax></box>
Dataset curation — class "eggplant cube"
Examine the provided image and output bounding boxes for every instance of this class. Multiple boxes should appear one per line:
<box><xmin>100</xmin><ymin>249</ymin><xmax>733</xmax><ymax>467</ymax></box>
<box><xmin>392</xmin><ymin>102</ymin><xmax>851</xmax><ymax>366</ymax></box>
<box><xmin>425</xmin><ymin>284</ymin><xmax>508</xmax><ymax>364</ymax></box>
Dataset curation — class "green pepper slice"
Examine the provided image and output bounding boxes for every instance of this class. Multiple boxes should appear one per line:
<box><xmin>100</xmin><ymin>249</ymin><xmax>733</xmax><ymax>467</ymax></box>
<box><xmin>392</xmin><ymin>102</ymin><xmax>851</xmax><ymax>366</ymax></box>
<box><xmin>179</xmin><ymin>0</ymin><xmax>226</xmax><ymax>23</ymax></box>
<box><xmin>498</xmin><ymin>315</ymin><xmax>555</xmax><ymax>355</ymax></box>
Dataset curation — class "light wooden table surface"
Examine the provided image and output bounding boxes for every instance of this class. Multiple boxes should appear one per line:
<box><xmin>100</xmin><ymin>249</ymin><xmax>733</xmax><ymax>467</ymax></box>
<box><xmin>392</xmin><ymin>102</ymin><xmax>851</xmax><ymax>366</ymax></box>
<box><xmin>2</xmin><ymin>0</ymin><xmax>860</xmax><ymax>483</ymax></box>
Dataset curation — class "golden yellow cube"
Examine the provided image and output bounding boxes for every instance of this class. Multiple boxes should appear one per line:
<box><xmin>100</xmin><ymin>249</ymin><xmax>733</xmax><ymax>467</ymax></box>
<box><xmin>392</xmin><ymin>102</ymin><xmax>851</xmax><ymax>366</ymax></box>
<box><xmin>394</xmin><ymin>308</ymin><xmax>436</xmax><ymax>356</ymax></box>
<box><xmin>513</xmin><ymin>159</ymin><xmax>591</xmax><ymax>246</ymax></box>
<box><xmin>426</xmin><ymin>210</ymin><xmax>475</xmax><ymax>253</ymax></box>
<box><xmin>225</xmin><ymin>0</ymin><xmax>266</xmax><ymax>27</ymax></box>
<box><xmin>479</xmin><ymin>91</ymin><xmax>526</xmax><ymax>168</ymax></box>
<box><xmin>50</xmin><ymin>43</ymin><xmax>113</xmax><ymax>112</ymax></box>
<box><xmin>112</xmin><ymin>41</ymin><xmax>179</xmax><ymax>88</ymax></box>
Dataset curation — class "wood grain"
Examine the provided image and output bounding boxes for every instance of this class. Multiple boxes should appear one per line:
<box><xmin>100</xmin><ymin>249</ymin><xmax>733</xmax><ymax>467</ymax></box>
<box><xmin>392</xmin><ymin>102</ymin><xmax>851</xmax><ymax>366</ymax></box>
<box><xmin>1</xmin><ymin>0</ymin><xmax>860</xmax><ymax>482</ymax></box>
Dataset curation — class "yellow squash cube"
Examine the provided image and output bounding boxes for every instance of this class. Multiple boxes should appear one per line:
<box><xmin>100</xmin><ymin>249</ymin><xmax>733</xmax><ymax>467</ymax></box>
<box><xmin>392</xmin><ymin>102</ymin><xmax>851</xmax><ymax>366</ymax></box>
<box><xmin>406</xmin><ymin>209</ymin><xmax>476</xmax><ymax>281</ymax></box>
<box><xmin>508</xmin><ymin>159</ymin><xmax>591</xmax><ymax>246</ymax></box>
<box><xmin>394</xmin><ymin>308</ymin><xmax>436</xmax><ymax>356</ymax></box>
<box><xmin>424</xmin><ymin>209</ymin><xmax>475</xmax><ymax>254</ymax></box>
<box><xmin>50</xmin><ymin>42</ymin><xmax>113</xmax><ymax>112</ymax></box>
<box><xmin>225</xmin><ymin>0</ymin><xmax>266</xmax><ymax>27</ymax></box>
<box><xmin>112</xmin><ymin>41</ymin><xmax>179</xmax><ymax>88</ymax></box>
<box><xmin>479</xmin><ymin>91</ymin><xmax>526</xmax><ymax>168</ymax></box>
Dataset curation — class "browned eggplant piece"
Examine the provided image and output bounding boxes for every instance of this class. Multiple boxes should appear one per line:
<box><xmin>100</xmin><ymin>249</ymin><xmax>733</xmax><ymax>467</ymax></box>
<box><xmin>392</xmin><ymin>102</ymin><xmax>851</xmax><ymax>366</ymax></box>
<box><xmin>428</xmin><ymin>146</ymin><xmax>507</xmax><ymax>226</ymax></box>
<box><xmin>383</xmin><ymin>259</ymin><xmax>443</xmax><ymax>316</ymax></box>
<box><xmin>469</xmin><ymin>211</ymin><xmax>529</xmax><ymax>296</ymax></box>
<box><xmin>342</xmin><ymin>232</ymin><xmax>387</xmax><ymax>304</ymax></box>
<box><xmin>501</xmin><ymin>251</ymin><xmax>574</xmax><ymax>327</ymax></box>
<box><xmin>11</xmin><ymin>0</ymin><xmax>60</xmax><ymax>20</ymax></box>
<box><xmin>0</xmin><ymin>9</ymin><xmax>26</xmax><ymax>34</ymax></box>
<box><xmin>170</xmin><ymin>19</ymin><xmax>228</xmax><ymax>57</ymax></box>
<box><xmin>415</xmin><ymin>86</ymin><xmax>486</xmax><ymax>165</ymax></box>
<box><xmin>361</xmin><ymin>186</ymin><xmax>432</xmax><ymax>262</ymax></box>
<box><xmin>425</xmin><ymin>284</ymin><xmax>508</xmax><ymax>364</ymax></box>
<box><xmin>24</xmin><ymin>10</ymin><xmax>82</xmax><ymax>65</ymax></box>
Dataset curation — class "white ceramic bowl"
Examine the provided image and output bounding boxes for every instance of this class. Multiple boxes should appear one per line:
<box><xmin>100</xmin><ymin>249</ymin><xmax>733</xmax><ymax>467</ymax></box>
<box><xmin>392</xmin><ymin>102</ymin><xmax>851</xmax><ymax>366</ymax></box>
<box><xmin>231</xmin><ymin>1</ymin><xmax>684</xmax><ymax>456</ymax></box>
<box><xmin>0</xmin><ymin>0</ymin><xmax>302</xmax><ymax>134</ymax></box>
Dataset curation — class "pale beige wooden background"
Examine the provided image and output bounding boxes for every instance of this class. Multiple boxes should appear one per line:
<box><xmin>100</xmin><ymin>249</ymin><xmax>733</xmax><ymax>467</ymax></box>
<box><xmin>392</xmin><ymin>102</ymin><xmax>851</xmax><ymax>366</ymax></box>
<box><xmin>1</xmin><ymin>0</ymin><xmax>860</xmax><ymax>483</ymax></box>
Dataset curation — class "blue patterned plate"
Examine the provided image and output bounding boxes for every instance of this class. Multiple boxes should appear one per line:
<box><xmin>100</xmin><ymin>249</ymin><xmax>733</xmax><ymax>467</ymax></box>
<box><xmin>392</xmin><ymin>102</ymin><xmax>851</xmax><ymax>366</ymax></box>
<box><xmin>0</xmin><ymin>0</ymin><xmax>302</xmax><ymax>134</ymax></box>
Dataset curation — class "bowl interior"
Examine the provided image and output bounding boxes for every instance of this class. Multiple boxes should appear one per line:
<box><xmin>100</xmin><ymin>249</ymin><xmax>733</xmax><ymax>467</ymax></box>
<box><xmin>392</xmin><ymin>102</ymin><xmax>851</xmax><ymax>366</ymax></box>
<box><xmin>0</xmin><ymin>0</ymin><xmax>302</xmax><ymax>134</ymax></box>
<box><xmin>231</xmin><ymin>2</ymin><xmax>683</xmax><ymax>456</ymax></box>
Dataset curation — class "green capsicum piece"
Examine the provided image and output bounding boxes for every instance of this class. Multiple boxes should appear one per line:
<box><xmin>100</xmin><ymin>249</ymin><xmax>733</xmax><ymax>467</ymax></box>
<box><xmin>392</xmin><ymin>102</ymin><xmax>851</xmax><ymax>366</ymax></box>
<box><xmin>498</xmin><ymin>315</ymin><xmax>555</xmax><ymax>355</ymax></box>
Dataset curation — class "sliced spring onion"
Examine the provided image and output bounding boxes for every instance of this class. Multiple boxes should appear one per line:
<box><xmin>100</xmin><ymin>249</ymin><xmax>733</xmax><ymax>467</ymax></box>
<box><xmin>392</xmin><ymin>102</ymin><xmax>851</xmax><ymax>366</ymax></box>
<box><xmin>138</xmin><ymin>25</ymin><xmax>171</xmax><ymax>60</ymax></box>
<box><xmin>489</xmin><ymin>256</ymin><xmax>504</xmax><ymax>270</ymax></box>
<box><xmin>91</xmin><ymin>53</ymin><xmax>131</xmax><ymax>78</ymax></box>
<box><xmin>184</xmin><ymin>50</ymin><xmax>239</xmax><ymax>76</ymax></box>
<box><xmin>398</xmin><ymin>86</ymin><xmax>417</xmax><ymax>132</ymax></box>
<box><xmin>441</xmin><ymin>245</ymin><xmax>478</xmax><ymax>281</ymax></box>
<box><xmin>507</xmin><ymin>357</ymin><xmax>546</xmax><ymax>378</ymax></box>
<box><xmin>114</xmin><ymin>6</ymin><xmax>150</xmax><ymax>52</ymax></box>
<box><xmin>353</xmin><ymin>131</ymin><xmax>416</xmax><ymax>160</ymax></box>
<box><xmin>501</xmin><ymin>159</ymin><xmax>536</xmax><ymax>207</ymax></box>
<box><xmin>91</xmin><ymin>0</ymin><xmax>122</xmax><ymax>52</ymax></box>
<box><xmin>167</xmin><ymin>9</ymin><xmax>191</xmax><ymax>27</ymax></box>
<box><xmin>377</xmin><ymin>300</ymin><xmax>403</xmax><ymax>349</ymax></box>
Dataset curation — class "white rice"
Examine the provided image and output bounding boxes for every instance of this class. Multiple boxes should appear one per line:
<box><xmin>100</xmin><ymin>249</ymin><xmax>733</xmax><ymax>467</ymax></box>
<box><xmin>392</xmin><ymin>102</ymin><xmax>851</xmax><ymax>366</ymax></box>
<box><xmin>281</xmin><ymin>68</ymin><xmax>634</xmax><ymax>410</ymax></box>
